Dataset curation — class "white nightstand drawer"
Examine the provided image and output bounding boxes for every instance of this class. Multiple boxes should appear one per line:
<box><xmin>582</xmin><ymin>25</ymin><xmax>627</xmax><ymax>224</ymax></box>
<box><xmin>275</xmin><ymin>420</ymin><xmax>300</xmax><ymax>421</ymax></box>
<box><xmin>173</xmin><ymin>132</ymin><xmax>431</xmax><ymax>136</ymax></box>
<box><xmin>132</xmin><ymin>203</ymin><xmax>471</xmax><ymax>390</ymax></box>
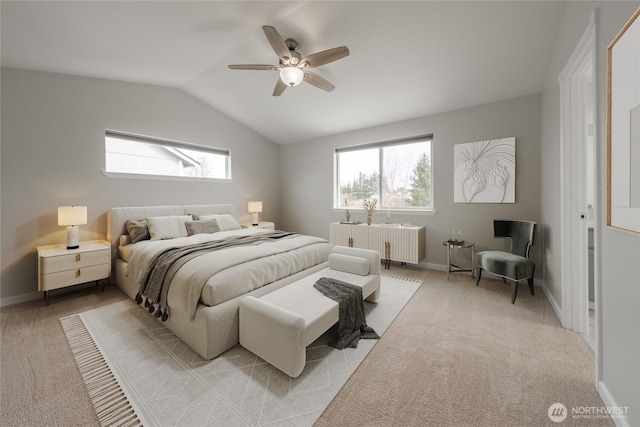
<box><xmin>40</xmin><ymin>248</ymin><xmax>109</xmax><ymax>274</ymax></box>
<box><xmin>40</xmin><ymin>264</ymin><xmax>110</xmax><ymax>291</ymax></box>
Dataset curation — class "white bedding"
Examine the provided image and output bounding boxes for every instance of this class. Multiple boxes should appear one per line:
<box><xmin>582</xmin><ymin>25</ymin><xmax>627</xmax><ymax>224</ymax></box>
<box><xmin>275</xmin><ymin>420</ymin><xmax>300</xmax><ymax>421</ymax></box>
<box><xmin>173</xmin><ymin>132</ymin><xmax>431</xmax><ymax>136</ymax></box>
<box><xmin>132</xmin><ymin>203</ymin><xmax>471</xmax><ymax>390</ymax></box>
<box><xmin>124</xmin><ymin>228</ymin><xmax>331</xmax><ymax>320</ymax></box>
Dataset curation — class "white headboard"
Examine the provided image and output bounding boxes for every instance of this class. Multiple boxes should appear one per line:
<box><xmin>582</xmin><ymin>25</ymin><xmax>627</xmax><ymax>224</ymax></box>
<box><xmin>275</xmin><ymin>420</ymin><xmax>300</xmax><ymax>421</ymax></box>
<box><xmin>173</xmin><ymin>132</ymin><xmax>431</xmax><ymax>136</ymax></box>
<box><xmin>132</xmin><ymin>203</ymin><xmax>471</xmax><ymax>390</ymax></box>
<box><xmin>107</xmin><ymin>204</ymin><xmax>233</xmax><ymax>262</ymax></box>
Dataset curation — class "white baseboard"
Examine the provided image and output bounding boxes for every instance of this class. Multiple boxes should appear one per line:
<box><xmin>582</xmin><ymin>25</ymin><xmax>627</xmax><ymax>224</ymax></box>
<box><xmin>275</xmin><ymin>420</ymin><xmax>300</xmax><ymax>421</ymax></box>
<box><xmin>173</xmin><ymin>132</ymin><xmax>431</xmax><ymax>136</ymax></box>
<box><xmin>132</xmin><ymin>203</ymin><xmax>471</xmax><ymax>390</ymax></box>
<box><xmin>422</xmin><ymin>262</ymin><xmax>446</xmax><ymax>271</ymax></box>
<box><xmin>1</xmin><ymin>291</ymin><xmax>42</xmax><ymax>307</ymax></box>
<box><xmin>598</xmin><ymin>381</ymin><xmax>632</xmax><ymax>427</ymax></box>
<box><xmin>1</xmin><ymin>282</ymin><xmax>101</xmax><ymax>307</ymax></box>
<box><xmin>541</xmin><ymin>281</ymin><xmax>564</xmax><ymax>327</ymax></box>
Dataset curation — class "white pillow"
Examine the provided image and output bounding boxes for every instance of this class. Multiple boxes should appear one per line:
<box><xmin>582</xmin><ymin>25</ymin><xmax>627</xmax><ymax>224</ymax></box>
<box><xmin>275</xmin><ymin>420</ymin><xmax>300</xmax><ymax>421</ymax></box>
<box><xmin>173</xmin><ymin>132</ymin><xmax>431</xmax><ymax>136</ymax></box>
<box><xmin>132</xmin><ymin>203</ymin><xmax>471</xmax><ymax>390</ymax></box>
<box><xmin>328</xmin><ymin>253</ymin><xmax>370</xmax><ymax>276</ymax></box>
<box><xmin>146</xmin><ymin>215</ymin><xmax>193</xmax><ymax>240</ymax></box>
<box><xmin>197</xmin><ymin>214</ymin><xmax>241</xmax><ymax>231</ymax></box>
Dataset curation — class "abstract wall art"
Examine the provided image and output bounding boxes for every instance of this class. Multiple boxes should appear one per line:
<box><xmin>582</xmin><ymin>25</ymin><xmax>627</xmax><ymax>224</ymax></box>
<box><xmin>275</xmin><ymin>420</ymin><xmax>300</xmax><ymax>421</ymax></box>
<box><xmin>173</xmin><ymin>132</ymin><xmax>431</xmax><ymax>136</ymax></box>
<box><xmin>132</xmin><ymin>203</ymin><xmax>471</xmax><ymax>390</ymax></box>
<box><xmin>454</xmin><ymin>137</ymin><xmax>516</xmax><ymax>203</ymax></box>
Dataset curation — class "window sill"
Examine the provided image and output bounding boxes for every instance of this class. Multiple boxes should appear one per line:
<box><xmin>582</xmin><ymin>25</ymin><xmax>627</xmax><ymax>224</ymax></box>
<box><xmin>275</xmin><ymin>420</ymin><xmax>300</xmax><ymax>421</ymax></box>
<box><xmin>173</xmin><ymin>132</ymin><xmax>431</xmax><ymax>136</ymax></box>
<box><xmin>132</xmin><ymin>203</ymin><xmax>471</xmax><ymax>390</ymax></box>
<box><xmin>333</xmin><ymin>208</ymin><xmax>437</xmax><ymax>216</ymax></box>
<box><xmin>102</xmin><ymin>171</ymin><xmax>232</xmax><ymax>183</ymax></box>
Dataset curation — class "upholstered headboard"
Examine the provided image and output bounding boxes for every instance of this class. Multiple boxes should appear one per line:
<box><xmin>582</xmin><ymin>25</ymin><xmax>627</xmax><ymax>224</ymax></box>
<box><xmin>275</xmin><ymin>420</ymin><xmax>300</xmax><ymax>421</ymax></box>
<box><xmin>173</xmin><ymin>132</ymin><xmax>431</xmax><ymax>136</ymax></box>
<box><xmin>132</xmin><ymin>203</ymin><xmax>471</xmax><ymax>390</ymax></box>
<box><xmin>107</xmin><ymin>204</ymin><xmax>233</xmax><ymax>263</ymax></box>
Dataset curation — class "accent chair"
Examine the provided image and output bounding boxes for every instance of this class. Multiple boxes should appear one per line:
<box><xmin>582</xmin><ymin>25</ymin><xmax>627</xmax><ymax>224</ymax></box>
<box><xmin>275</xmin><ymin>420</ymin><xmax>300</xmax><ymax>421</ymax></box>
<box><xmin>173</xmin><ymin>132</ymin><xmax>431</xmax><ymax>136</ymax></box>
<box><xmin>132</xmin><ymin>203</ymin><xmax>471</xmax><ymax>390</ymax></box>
<box><xmin>475</xmin><ymin>220</ymin><xmax>537</xmax><ymax>303</ymax></box>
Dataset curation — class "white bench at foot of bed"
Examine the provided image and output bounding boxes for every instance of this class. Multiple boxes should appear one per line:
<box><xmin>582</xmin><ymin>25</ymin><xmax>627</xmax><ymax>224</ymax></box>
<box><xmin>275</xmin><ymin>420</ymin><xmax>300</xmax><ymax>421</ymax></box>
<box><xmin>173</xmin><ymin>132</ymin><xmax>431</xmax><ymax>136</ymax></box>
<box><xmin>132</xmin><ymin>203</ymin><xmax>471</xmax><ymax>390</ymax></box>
<box><xmin>239</xmin><ymin>246</ymin><xmax>380</xmax><ymax>378</ymax></box>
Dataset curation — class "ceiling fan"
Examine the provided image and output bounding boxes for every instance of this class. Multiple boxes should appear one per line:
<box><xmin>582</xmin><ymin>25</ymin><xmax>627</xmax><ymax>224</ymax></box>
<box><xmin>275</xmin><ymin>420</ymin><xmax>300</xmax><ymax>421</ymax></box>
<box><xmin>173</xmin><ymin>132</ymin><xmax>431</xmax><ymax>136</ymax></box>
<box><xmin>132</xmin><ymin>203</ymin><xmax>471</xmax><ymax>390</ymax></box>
<box><xmin>228</xmin><ymin>25</ymin><xmax>349</xmax><ymax>96</ymax></box>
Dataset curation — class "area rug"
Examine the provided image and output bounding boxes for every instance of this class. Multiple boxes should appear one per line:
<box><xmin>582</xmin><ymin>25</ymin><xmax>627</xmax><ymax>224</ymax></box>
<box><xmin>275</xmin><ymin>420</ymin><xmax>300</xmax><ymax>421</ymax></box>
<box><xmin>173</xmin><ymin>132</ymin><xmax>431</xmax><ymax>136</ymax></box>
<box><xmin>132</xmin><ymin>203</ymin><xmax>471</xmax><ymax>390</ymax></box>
<box><xmin>60</xmin><ymin>275</ymin><xmax>421</xmax><ymax>427</ymax></box>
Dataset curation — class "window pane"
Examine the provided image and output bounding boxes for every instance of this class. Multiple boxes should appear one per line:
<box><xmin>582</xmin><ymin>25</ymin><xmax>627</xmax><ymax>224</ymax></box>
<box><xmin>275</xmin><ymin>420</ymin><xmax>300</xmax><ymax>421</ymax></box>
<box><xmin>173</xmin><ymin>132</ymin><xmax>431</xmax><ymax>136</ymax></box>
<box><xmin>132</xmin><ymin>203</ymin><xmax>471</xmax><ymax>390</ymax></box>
<box><xmin>337</xmin><ymin>148</ymin><xmax>379</xmax><ymax>208</ymax></box>
<box><xmin>105</xmin><ymin>133</ymin><xmax>229</xmax><ymax>180</ymax></box>
<box><xmin>383</xmin><ymin>141</ymin><xmax>431</xmax><ymax>208</ymax></box>
<box><xmin>335</xmin><ymin>137</ymin><xmax>432</xmax><ymax>210</ymax></box>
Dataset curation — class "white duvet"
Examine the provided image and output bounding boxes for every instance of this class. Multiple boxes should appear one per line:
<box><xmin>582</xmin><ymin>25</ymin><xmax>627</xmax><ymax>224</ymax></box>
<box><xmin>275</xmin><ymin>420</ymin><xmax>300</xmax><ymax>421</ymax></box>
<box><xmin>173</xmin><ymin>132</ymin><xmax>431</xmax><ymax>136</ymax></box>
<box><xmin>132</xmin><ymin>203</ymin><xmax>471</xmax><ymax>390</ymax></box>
<box><xmin>125</xmin><ymin>228</ymin><xmax>331</xmax><ymax>320</ymax></box>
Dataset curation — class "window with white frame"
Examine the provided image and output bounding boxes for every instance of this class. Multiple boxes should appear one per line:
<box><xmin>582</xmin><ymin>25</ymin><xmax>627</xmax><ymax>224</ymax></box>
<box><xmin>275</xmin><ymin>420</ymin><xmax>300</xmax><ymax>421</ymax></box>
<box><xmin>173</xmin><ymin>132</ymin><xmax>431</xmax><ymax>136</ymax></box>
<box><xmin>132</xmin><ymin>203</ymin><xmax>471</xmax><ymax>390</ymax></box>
<box><xmin>335</xmin><ymin>135</ymin><xmax>433</xmax><ymax>210</ymax></box>
<box><xmin>105</xmin><ymin>131</ymin><xmax>230</xmax><ymax>180</ymax></box>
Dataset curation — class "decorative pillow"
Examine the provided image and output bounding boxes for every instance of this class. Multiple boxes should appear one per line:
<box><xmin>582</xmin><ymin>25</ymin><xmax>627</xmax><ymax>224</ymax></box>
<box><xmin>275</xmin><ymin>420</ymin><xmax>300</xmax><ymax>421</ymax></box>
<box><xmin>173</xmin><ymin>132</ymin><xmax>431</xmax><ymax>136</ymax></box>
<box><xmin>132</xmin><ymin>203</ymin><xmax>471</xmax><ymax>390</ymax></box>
<box><xmin>146</xmin><ymin>215</ymin><xmax>192</xmax><ymax>240</ymax></box>
<box><xmin>196</xmin><ymin>213</ymin><xmax>241</xmax><ymax>231</ymax></box>
<box><xmin>125</xmin><ymin>219</ymin><xmax>150</xmax><ymax>244</ymax></box>
<box><xmin>328</xmin><ymin>253</ymin><xmax>370</xmax><ymax>276</ymax></box>
<box><xmin>185</xmin><ymin>218</ymin><xmax>221</xmax><ymax>236</ymax></box>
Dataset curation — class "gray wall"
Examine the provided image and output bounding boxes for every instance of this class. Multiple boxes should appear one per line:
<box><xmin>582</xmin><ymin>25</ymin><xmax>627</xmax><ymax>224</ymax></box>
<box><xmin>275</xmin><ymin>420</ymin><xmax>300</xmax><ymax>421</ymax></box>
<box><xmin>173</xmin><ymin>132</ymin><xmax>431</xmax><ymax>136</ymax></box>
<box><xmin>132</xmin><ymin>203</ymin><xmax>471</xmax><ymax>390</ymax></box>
<box><xmin>279</xmin><ymin>94</ymin><xmax>542</xmax><ymax>270</ymax></box>
<box><xmin>540</xmin><ymin>2</ymin><xmax>640</xmax><ymax>425</ymax></box>
<box><xmin>1</xmin><ymin>67</ymin><xmax>281</xmax><ymax>303</ymax></box>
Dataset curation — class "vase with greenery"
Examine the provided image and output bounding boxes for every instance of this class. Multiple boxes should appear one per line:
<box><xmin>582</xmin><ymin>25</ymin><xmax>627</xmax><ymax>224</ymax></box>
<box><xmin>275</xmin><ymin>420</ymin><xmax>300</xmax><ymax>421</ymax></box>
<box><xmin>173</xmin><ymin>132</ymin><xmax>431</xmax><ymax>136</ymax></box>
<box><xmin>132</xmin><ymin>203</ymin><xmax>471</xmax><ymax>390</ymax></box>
<box><xmin>362</xmin><ymin>198</ymin><xmax>377</xmax><ymax>225</ymax></box>
<box><xmin>344</xmin><ymin>198</ymin><xmax>351</xmax><ymax>222</ymax></box>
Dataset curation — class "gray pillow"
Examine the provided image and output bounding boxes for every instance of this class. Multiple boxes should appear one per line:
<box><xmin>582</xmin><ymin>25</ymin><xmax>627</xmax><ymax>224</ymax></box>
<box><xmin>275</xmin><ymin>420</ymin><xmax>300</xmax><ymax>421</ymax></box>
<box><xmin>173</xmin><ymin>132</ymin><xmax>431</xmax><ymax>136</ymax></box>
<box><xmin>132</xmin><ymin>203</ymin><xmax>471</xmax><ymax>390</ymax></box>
<box><xmin>185</xmin><ymin>218</ymin><xmax>221</xmax><ymax>236</ymax></box>
<box><xmin>195</xmin><ymin>214</ymin><xmax>241</xmax><ymax>231</ymax></box>
<box><xmin>125</xmin><ymin>219</ymin><xmax>150</xmax><ymax>244</ymax></box>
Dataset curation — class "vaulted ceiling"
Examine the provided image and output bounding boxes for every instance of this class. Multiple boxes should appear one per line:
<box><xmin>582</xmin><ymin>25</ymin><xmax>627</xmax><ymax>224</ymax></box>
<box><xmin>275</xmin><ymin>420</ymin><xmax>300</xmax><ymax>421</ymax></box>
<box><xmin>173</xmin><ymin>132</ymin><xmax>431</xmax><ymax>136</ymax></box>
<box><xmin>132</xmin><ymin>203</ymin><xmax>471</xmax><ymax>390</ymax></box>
<box><xmin>1</xmin><ymin>1</ymin><xmax>565</xmax><ymax>144</ymax></box>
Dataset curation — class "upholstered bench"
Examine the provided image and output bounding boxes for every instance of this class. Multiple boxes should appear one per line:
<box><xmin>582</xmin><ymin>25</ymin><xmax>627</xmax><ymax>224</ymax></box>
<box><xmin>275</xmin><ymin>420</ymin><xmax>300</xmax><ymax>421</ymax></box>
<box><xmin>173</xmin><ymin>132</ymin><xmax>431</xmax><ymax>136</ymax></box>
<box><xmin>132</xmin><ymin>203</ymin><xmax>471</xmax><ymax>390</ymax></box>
<box><xmin>239</xmin><ymin>246</ymin><xmax>381</xmax><ymax>378</ymax></box>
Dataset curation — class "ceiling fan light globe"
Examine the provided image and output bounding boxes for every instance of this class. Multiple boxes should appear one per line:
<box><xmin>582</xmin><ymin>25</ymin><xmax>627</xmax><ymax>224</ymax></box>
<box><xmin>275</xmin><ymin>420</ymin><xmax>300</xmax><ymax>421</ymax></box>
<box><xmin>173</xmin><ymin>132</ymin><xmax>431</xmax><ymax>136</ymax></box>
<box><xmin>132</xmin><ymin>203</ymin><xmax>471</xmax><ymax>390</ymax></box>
<box><xmin>280</xmin><ymin>67</ymin><xmax>304</xmax><ymax>87</ymax></box>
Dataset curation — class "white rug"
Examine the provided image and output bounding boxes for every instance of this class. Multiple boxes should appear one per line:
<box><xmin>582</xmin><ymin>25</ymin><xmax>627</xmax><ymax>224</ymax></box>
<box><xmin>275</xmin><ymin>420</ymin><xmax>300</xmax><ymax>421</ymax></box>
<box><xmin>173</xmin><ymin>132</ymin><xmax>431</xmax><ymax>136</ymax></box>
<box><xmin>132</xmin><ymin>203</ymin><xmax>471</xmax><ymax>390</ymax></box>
<box><xmin>61</xmin><ymin>275</ymin><xmax>421</xmax><ymax>427</ymax></box>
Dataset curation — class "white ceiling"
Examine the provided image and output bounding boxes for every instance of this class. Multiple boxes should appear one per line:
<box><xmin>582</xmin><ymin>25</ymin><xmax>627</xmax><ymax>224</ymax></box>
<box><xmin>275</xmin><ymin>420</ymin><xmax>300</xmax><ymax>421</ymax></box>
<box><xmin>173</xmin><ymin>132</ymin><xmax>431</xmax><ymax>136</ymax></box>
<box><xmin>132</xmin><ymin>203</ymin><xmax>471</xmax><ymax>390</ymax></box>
<box><xmin>1</xmin><ymin>1</ymin><xmax>565</xmax><ymax>144</ymax></box>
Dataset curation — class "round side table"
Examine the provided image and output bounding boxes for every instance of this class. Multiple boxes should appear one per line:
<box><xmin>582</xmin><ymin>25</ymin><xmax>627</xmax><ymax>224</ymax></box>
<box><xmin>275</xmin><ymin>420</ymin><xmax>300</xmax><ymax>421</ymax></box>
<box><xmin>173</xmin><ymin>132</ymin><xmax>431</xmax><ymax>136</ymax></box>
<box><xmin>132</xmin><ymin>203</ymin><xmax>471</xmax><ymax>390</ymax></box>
<box><xmin>442</xmin><ymin>240</ymin><xmax>475</xmax><ymax>279</ymax></box>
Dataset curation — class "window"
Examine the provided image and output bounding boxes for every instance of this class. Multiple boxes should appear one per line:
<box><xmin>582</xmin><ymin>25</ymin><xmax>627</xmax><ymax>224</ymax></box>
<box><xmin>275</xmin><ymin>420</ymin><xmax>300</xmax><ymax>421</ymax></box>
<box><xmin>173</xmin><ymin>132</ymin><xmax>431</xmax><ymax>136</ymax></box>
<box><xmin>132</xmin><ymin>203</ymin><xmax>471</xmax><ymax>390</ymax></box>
<box><xmin>335</xmin><ymin>135</ymin><xmax>433</xmax><ymax>210</ymax></box>
<box><xmin>105</xmin><ymin>131</ymin><xmax>230</xmax><ymax>180</ymax></box>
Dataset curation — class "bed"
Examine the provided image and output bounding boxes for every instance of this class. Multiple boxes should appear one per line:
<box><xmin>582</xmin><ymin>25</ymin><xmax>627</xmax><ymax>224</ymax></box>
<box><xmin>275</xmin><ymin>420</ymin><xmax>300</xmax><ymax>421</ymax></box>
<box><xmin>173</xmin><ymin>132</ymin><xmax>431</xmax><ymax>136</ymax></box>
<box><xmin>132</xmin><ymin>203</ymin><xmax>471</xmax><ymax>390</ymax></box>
<box><xmin>107</xmin><ymin>204</ymin><xmax>332</xmax><ymax>359</ymax></box>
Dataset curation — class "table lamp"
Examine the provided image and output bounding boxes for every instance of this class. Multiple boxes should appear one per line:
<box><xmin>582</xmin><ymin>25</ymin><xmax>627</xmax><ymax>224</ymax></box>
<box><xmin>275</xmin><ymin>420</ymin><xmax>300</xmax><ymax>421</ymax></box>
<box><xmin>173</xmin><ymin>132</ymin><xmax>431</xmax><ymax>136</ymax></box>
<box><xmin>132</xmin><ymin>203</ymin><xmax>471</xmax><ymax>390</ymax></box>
<box><xmin>58</xmin><ymin>206</ymin><xmax>87</xmax><ymax>249</ymax></box>
<box><xmin>248</xmin><ymin>201</ymin><xmax>262</xmax><ymax>226</ymax></box>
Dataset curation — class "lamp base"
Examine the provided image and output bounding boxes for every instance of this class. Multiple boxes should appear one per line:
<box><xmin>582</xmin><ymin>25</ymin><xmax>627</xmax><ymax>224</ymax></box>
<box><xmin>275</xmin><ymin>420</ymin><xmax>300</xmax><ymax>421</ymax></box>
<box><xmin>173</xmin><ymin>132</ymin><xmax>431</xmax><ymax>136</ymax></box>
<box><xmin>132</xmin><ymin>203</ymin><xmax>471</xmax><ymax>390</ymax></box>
<box><xmin>252</xmin><ymin>212</ymin><xmax>259</xmax><ymax>226</ymax></box>
<box><xmin>66</xmin><ymin>226</ymin><xmax>80</xmax><ymax>250</ymax></box>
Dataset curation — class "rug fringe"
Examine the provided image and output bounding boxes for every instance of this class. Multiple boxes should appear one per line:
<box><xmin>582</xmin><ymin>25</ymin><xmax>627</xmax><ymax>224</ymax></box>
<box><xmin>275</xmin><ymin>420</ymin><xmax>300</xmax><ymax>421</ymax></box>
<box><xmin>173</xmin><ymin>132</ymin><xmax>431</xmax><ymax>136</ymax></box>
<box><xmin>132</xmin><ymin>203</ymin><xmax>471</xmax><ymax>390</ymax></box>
<box><xmin>60</xmin><ymin>314</ymin><xmax>143</xmax><ymax>427</ymax></box>
<box><xmin>381</xmin><ymin>273</ymin><xmax>423</xmax><ymax>285</ymax></box>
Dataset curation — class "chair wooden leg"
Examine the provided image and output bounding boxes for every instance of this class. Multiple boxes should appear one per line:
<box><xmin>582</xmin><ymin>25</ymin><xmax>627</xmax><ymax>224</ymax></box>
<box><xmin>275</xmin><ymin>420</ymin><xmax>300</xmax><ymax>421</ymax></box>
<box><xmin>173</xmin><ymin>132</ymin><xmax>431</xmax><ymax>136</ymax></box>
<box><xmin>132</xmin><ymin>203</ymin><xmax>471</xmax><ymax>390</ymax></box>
<box><xmin>528</xmin><ymin>277</ymin><xmax>534</xmax><ymax>295</ymax></box>
<box><xmin>475</xmin><ymin>268</ymin><xmax>482</xmax><ymax>286</ymax></box>
<box><xmin>511</xmin><ymin>281</ymin><xmax>518</xmax><ymax>304</ymax></box>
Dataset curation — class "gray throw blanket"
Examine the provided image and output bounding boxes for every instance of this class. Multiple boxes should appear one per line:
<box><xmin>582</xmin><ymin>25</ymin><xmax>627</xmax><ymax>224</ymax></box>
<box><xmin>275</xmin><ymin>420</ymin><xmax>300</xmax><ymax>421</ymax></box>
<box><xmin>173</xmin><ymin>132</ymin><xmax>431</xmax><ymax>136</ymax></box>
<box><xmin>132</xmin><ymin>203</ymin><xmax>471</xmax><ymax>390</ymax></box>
<box><xmin>137</xmin><ymin>230</ymin><xmax>297</xmax><ymax>320</ymax></box>
<box><xmin>313</xmin><ymin>277</ymin><xmax>379</xmax><ymax>349</ymax></box>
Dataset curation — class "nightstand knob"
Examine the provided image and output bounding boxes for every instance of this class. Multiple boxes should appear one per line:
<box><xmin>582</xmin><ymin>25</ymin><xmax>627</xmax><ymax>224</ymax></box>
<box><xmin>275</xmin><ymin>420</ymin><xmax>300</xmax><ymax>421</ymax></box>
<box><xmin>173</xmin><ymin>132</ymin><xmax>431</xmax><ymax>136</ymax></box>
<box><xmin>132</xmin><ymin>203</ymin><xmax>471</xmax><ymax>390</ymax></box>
<box><xmin>76</xmin><ymin>269</ymin><xmax>81</xmax><ymax>278</ymax></box>
<box><xmin>76</xmin><ymin>254</ymin><xmax>81</xmax><ymax>262</ymax></box>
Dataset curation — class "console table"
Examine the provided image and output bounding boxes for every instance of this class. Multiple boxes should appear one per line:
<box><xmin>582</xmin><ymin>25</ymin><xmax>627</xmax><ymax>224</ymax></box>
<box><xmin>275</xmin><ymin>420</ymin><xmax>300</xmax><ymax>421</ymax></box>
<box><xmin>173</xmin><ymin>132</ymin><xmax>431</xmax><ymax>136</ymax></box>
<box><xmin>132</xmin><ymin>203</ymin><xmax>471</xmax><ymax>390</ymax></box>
<box><xmin>329</xmin><ymin>223</ymin><xmax>425</xmax><ymax>269</ymax></box>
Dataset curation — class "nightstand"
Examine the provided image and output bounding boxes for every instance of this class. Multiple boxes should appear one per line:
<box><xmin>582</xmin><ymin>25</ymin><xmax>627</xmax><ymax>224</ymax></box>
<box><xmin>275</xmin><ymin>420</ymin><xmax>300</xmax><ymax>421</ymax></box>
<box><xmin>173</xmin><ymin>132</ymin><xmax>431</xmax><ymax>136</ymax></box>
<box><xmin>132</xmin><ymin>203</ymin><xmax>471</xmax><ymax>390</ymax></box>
<box><xmin>240</xmin><ymin>221</ymin><xmax>275</xmax><ymax>230</ymax></box>
<box><xmin>37</xmin><ymin>240</ymin><xmax>111</xmax><ymax>304</ymax></box>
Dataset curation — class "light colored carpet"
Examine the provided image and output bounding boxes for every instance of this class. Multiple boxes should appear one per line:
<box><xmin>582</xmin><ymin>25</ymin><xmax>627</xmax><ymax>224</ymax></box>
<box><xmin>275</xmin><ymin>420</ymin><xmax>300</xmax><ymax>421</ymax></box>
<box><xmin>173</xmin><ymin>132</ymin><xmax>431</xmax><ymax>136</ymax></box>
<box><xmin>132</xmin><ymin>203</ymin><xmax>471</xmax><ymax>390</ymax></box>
<box><xmin>315</xmin><ymin>270</ymin><xmax>612</xmax><ymax>427</ymax></box>
<box><xmin>60</xmin><ymin>275</ymin><xmax>421</xmax><ymax>427</ymax></box>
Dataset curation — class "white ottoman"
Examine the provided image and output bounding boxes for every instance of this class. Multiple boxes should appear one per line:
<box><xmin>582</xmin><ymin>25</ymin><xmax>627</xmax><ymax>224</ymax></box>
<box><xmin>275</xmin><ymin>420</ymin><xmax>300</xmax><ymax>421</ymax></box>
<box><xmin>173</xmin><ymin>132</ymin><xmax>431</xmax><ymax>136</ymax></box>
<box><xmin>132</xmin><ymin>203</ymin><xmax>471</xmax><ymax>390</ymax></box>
<box><xmin>239</xmin><ymin>246</ymin><xmax>380</xmax><ymax>377</ymax></box>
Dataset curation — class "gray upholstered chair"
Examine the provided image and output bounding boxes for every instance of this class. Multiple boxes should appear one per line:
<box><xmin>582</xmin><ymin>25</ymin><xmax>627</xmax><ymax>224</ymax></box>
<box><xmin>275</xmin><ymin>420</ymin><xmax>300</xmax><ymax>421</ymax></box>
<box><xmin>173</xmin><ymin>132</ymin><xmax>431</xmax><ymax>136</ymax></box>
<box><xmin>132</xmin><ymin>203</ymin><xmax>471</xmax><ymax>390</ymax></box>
<box><xmin>475</xmin><ymin>220</ymin><xmax>537</xmax><ymax>303</ymax></box>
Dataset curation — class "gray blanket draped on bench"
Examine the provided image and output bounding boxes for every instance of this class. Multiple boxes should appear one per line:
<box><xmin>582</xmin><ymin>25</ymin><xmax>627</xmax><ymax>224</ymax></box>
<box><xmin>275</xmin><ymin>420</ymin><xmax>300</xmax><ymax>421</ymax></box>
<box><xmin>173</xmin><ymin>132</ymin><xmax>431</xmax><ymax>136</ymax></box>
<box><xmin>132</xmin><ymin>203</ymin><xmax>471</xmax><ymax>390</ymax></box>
<box><xmin>137</xmin><ymin>230</ymin><xmax>297</xmax><ymax>320</ymax></box>
<box><xmin>313</xmin><ymin>277</ymin><xmax>379</xmax><ymax>349</ymax></box>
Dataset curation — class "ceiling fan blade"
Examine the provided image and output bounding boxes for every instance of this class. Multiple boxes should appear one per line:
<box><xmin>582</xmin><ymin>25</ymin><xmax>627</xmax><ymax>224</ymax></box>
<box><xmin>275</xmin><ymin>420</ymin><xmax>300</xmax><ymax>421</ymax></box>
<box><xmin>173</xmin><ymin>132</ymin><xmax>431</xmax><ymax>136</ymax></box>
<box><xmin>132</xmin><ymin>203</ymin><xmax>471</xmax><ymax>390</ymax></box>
<box><xmin>228</xmin><ymin>64</ymin><xmax>277</xmax><ymax>70</ymax></box>
<box><xmin>301</xmin><ymin>46</ymin><xmax>349</xmax><ymax>68</ymax></box>
<box><xmin>273</xmin><ymin>78</ymin><xmax>287</xmax><ymax>96</ymax></box>
<box><xmin>303</xmin><ymin>71</ymin><xmax>335</xmax><ymax>92</ymax></box>
<box><xmin>262</xmin><ymin>25</ymin><xmax>292</xmax><ymax>61</ymax></box>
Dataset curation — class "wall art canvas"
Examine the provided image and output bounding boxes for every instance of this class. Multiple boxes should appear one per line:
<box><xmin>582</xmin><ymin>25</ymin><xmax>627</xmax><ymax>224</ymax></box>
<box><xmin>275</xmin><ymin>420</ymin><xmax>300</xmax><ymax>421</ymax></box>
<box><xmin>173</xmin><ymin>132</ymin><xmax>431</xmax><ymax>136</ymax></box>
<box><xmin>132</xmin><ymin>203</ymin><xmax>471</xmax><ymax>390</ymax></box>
<box><xmin>454</xmin><ymin>137</ymin><xmax>516</xmax><ymax>203</ymax></box>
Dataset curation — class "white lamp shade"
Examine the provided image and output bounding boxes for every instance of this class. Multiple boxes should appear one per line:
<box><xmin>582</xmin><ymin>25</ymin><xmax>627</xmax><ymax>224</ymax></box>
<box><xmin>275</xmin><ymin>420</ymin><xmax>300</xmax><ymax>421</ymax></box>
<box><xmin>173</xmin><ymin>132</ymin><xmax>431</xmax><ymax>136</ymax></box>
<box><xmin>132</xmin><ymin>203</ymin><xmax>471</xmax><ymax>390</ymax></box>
<box><xmin>58</xmin><ymin>206</ymin><xmax>87</xmax><ymax>226</ymax></box>
<box><xmin>248</xmin><ymin>201</ymin><xmax>262</xmax><ymax>226</ymax></box>
<box><xmin>248</xmin><ymin>201</ymin><xmax>263</xmax><ymax>213</ymax></box>
<box><xmin>279</xmin><ymin>67</ymin><xmax>304</xmax><ymax>87</ymax></box>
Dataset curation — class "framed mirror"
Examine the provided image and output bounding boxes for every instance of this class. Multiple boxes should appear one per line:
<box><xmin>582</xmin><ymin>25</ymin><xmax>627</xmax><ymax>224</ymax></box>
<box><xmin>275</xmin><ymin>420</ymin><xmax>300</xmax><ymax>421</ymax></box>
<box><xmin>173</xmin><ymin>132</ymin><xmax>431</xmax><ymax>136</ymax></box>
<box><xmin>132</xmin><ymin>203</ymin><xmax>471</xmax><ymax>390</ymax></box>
<box><xmin>607</xmin><ymin>7</ymin><xmax>640</xmax><ymax>236</ymax></box>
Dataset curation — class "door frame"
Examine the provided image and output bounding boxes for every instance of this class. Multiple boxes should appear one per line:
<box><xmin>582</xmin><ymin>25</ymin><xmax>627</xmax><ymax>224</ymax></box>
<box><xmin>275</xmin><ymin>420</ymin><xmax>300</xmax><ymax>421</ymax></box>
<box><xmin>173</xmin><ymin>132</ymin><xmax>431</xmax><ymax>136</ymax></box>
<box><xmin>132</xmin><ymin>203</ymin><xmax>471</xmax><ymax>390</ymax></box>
<box><xmin>559</xmin><ymin>9</ymin><xmax>601</xmax><ymax>386</ymax></box>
